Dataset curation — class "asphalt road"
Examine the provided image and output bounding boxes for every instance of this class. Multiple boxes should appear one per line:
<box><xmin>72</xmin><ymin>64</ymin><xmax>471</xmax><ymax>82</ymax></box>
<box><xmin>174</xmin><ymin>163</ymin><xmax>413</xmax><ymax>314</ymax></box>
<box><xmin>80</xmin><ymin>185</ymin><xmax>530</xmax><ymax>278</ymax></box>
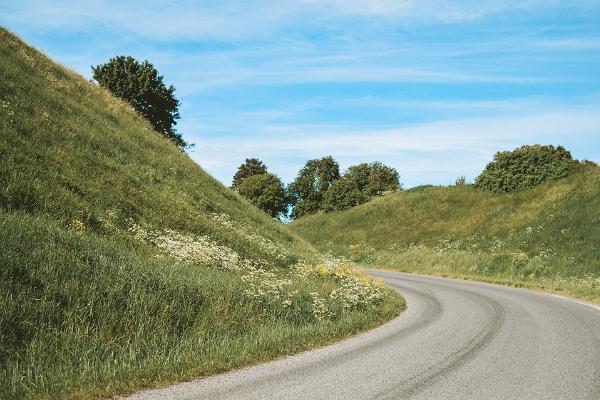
<box><xmin>123</xmin><ymin>271</ymin><xmax>600</xmax><ymax>400</ymax></box>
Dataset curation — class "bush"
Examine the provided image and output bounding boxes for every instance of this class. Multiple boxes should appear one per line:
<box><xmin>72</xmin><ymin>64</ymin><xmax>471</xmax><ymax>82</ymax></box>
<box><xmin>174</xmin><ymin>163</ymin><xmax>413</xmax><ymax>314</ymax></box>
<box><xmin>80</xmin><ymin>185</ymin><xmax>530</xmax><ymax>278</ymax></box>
<box><xmin>474</xmin><ymin>145</ymin><xmax>576</xmax><ymax>193</ymax></box>
<box><xmin>323</xmin><ymin>162</ymin><xmax>401</xmax><ymax>211</ymax></box>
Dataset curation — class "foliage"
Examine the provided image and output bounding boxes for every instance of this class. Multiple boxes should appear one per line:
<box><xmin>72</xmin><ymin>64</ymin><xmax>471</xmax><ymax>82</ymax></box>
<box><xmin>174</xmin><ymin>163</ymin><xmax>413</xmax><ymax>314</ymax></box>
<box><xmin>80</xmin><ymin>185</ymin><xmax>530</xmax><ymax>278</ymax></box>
<box><xmin>92</xmin><ymin>55</ymin><xmax>188</xmax><ymax>150</ymax></box>
<box><xmin>474</xmin><ymin>144</ymin><xmax>576</xmax><ymax>193</ymax></box>
<box><xmin>231</xmin><ymin>157</ymin><xmax>268</xmax><ymax>188</ymax></box>
<box><xmin>236</xmin><ymin>172</ymin><xmax>289</xmax><ymax>218</ymax></box>
<box><xmin>322</xmin><ymin>177</ymin><xmax>369</xmax><ymax>212</ymax></box>
<box><xmin>323</xmin><ymin>162</ymin><xmax>400</xmax><ymax>211</ymax></box>
<box><xmin>288</xmin><ymin>156</ymin><xmax>340</xmax><ymax>218</ymax></box>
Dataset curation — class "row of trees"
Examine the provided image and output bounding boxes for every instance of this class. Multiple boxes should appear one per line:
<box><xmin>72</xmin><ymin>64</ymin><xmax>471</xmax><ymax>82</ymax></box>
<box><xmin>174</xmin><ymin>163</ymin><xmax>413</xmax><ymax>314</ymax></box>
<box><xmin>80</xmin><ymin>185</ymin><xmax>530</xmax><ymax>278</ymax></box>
<box><xmin>237</xmin><ymin>144</ymin><xmax>583</xmax><ymax>219</ymax></box>
<box><xmin>232</xmin><ymin>156</ymin><xmax>402</xmax><ymax>219</ymax></box>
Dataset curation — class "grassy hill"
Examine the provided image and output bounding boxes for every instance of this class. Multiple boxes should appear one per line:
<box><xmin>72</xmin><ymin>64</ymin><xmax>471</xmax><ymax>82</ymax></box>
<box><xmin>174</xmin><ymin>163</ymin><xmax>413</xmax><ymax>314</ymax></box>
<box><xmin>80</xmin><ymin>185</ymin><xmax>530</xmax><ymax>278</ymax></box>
<box><xmin>0</xmin><ymin>28</ymin><xmax>402</xmax><ymax>400</ymax></box>
<box><xmin>291</xmin><ymin>163</ymin><xmax>600</xmax><ymax>302</ymax></box>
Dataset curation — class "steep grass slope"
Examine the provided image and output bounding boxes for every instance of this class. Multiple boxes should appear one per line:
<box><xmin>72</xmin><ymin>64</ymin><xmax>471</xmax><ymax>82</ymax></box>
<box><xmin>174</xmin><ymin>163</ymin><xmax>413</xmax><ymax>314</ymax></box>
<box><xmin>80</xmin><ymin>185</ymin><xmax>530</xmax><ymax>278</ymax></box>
<box><xmin>291</xmin><ymin>164</ymin><xmax>600</xmax><ymax>301</ymax></box>
<box><xmin>0</xmin><ymin>29</ymin><xmax>402</xmax><ymax>400</ymax></box>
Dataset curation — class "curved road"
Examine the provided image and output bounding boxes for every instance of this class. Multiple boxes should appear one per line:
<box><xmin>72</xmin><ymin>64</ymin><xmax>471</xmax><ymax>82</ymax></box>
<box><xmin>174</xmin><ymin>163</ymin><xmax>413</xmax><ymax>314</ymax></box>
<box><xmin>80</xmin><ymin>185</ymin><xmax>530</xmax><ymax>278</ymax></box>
<box><xmin>124</xmin><ymin>271</ymin><xmax>600</xmax><ymax>400</ymax></box>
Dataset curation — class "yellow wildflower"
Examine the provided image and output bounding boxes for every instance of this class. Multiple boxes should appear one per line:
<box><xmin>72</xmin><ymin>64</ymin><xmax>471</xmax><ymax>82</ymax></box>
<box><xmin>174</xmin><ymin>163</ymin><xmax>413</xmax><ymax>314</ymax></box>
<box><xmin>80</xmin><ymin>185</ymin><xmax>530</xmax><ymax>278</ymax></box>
<box><xmin>66</xmin><ymin>219</ymin><xmax>85</xmax><ymax>233</ymax></box>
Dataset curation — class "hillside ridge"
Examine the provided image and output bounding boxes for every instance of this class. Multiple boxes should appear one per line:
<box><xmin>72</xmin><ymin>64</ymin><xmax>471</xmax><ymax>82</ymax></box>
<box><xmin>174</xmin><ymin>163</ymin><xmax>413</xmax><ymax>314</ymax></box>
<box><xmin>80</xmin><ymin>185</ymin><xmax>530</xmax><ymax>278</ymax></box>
<box><xmin>291</xmin><ymin>164</ymin><xmax>600</xmax><ymax>301</ymax></box>
<box><xmin>0</xmin><ymin>28</ymin><xmax>402</xmax><ymax>400</ymax></box>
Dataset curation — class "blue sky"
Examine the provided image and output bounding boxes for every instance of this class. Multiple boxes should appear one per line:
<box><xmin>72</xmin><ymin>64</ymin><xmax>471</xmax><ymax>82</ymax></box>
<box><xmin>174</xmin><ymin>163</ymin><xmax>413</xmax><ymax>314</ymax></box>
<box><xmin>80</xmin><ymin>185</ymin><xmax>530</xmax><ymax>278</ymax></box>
<box><xmin>2</xmin><ymin>1</ymin><xmax>599</xmax><ymax>187</ymax></box>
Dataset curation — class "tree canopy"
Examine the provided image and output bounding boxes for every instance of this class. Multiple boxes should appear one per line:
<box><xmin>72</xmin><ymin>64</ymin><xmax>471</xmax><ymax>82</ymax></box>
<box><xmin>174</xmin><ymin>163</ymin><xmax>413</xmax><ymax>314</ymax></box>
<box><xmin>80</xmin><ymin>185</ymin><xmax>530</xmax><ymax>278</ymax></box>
<box><xmin>323</xmin><ymin>162</ymin><xmax>400</xmax><ymax>211</ymax></box>
<box><xmin>474</xmin><ymin>145</ymin><xmax>576</xmax><ymax>193</ymax></box>
<box><xmin>92</xmin><ymin>56</ymin><xmax>188</xmax><ymax>150</ymax></box>
<box><xmin>236</xmin><ymin>172</ymin><xmax>288</xmax><ymax>218</ymax></box>
<box><xmin>288</xmin><ymin>156</ymin><xmax>340</xmax><ymax>218</ymax></box>
<box><xmin>231</xmin><ymin>158</ymin><xmax>268</xmax><ymax>188</ymax></box>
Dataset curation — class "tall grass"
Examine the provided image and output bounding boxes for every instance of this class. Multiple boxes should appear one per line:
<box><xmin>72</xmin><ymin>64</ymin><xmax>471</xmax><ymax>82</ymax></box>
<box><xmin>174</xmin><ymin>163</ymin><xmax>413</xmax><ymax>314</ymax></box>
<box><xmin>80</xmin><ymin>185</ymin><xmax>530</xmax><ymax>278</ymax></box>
<box><xmin>0</xmin><ymin>28</ymin><xmax>404</xmax><ymax>399</ymax></box>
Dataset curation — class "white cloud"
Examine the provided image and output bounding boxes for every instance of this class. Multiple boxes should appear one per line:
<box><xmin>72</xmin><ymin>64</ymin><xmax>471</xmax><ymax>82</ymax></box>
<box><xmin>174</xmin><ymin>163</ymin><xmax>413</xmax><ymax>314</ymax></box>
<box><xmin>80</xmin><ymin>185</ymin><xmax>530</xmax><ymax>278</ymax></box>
<box><xmin>530</xmin><ymin>37</ymin><xmax>600</xmax><ymax>50</ymax></box>
<box><xmin>1</xmin><ymin>0</ymin><xmax>587</xmax><ymax>41</ymax></box>
<box><xmin>4</xmin><ymin>0</ymin><xmax>592</xmax><ymax>94</ymax></box>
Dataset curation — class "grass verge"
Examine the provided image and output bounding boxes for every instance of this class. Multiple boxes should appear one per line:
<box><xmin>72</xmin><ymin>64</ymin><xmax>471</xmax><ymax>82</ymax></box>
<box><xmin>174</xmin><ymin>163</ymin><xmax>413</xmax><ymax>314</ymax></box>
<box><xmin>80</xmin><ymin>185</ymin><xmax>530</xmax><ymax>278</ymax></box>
<box><xmin>0</xmin><ymin>211</ymin><xmax>404</xmax><ymax>400</ymax></box>
<box><xmin>371</xmin><ymin>247</ymin><xmax>600</xmax><ymax>304</ymax></box>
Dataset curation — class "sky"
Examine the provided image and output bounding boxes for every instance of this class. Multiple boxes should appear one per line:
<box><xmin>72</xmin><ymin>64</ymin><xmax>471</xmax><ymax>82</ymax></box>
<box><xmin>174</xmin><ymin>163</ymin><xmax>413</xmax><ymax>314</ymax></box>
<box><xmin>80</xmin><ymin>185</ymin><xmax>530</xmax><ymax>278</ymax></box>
<box><xmin>2</xmin><ymin>0</ymin><xmax>599</xmax><ymax>187</ymax></box>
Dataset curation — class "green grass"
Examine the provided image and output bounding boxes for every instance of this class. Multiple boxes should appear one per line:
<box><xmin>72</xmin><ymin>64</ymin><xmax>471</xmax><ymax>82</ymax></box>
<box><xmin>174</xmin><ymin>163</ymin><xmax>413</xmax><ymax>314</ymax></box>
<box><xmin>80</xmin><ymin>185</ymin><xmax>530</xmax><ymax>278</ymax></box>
<box><xmin>291</xmin><ymin>163</ymin><xmax>600</xmax><ymax>302</ymax></box>
<box><xmin>0</xmin><ymin>28</ymin><xmax>404</xmax><ymax>400</ymax></box>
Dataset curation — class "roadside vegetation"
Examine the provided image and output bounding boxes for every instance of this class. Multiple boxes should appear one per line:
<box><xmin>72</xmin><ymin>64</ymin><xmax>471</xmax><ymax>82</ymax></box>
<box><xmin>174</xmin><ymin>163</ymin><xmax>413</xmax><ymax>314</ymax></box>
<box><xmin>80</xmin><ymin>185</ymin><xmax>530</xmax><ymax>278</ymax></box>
<box><xmin>291</xmin><ymin>160</ymin><xmax>600</xmax><ymax>303</ymax></box>
<box><xmin>0</xmin><ymin>28</ymin><xmax>403</xmax><ymax>400</ymax></box>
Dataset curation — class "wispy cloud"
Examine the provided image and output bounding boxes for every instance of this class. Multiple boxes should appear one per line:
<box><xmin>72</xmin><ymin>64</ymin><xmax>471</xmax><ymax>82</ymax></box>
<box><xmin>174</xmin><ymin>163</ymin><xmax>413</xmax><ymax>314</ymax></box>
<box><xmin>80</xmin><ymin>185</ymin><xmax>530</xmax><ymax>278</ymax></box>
<box><xmin>2</xmin><ymin>0</ymin><xmax>599</xmax><ymax>188</ymax></box>
<box><xmin>189</xmin><ymin>104</ymin><xmax>600</xmax><ymax>186</ymax></box>
<box><xmin>2</xmin><ymin>0</ymin><xmax>593</xmax><ymax>40</ymax></box>
<box><xmin>530</xmin><ymin>37</ymin><xmax>600</xmax><ymax>50</ymax></box>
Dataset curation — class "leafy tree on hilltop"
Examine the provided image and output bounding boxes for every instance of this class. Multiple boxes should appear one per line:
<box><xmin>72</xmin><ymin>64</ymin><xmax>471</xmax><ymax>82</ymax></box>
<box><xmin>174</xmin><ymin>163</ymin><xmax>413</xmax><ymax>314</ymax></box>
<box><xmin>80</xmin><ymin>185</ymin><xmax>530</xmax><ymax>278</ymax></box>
<box><xmin>232</xmin><ymin>158</ymin><xmax>268</xmax><ymax>188</ymax></box>
<box><xmin>92</xmin><ymin>56</ymin><xmax>188</xmax><ymax>150</ymax></box>
<box><xmin>236</xmin><ymin>173</ymin><xmax>289</xmax><ymax>218</ymax></box>
<box><xmin>322</xmin><ymin>178</ymin><xmax>368</xmax><ymax>211</ymax></box>
<box><xmin>323</xmin><ymin>162</ymin><xmax>401</xmax><ymax>211</ymax></box>
<box><xmin>288</xmin><ymin>156</ymin><xmax>340</xmax><ymax>218</ymax></box>
<box><xmin>475</xmin><ymin>144</ymin><xmax>577</xmax><ymax>193</ymax></box>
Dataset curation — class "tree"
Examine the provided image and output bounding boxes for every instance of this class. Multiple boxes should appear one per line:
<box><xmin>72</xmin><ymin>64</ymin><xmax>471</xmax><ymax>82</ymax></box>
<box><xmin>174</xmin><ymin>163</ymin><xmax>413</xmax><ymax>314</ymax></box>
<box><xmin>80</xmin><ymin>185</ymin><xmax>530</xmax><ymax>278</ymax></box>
<box><xmin>321</xmin><ymin>177</ymin><xmax>368</xmax><ymax>211</ymax></box>
<box><xmin>288</xmin><ymin>156</ymin><xmax>340</xmax><ymax>218</ymax></box>
<box><xmin>323</xmin><ymin>162</ymin><xmax>400</xmax><ymax>211</ymax></box>
<box><xmin>92</xmin><ymin>56</ymin><xmax>188</xmax><ymax>150</ymax></box>
<box><xmin>232</xmin><ymin>158</ymin><xmax>268</xmax><ymax>188</ymax></box>
<box><xmin>474</xmin><ymin>145</ymin><xmax>576</xmax><ymax>193</ymax></box>
<box><xmin>236</xmin><ymin>173</ymin><xmax>288</xmax><ymax>218</ymax></box>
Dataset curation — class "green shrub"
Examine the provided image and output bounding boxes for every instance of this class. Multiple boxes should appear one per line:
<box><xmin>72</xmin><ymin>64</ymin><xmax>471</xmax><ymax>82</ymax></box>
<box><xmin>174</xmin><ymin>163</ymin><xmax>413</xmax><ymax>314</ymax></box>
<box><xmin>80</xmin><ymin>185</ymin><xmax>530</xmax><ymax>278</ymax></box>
<box><xmin>474</xmin><ymin>144</ymin><xmax>576</xmax><ymax>193</ymax></box>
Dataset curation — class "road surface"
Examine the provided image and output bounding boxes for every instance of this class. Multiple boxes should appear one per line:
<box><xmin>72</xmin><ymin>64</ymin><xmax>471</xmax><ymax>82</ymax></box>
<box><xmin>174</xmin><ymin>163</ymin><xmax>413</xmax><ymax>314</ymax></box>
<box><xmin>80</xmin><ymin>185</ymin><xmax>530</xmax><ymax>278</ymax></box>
<box><xmin>123</xmin><ymin>270</ymin><xmax>600</xmax><ymax>399</ymax></box>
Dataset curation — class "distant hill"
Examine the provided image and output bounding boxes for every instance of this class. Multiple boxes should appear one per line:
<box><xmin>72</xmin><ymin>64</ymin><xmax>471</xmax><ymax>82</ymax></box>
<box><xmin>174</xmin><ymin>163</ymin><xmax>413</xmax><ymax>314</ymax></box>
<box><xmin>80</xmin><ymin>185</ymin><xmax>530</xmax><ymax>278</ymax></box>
<box><xmin>291</xmin><ymin>163</ymin><xmax>600</xmax><ymax>300</ymax></box>
<box><xmin>0</xmin><ymin>28</ymin><xmax>400</xmax><ymax>399</ymax></box>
